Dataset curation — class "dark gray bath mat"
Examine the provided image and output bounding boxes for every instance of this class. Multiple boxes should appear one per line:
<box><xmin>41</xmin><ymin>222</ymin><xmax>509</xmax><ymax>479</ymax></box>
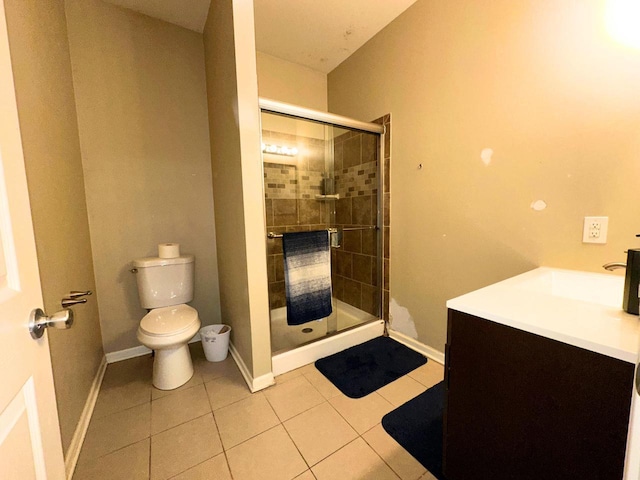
<box><xmin>382</xmin><ymin>381</ymin><xmax>445</xmax><ymax>479</ymax></box>
<box><xmin>314</xmin><ymin>336</ymin><xmax>427</xmax><ymax>398</ymax></box>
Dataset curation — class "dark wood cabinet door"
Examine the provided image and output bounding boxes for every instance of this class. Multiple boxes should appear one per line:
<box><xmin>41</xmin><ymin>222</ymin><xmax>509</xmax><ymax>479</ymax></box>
<box><xmin>443</xmin><ymin>309</ymin><xmax>635</xmax><ymax>480</ymax></box>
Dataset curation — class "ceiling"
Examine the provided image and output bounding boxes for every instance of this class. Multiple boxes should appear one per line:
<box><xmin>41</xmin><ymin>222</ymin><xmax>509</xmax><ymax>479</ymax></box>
<box><xmin>102</xmin><ymin>0</ymin><xmax>418</xmax><ymax>73</ymax></box>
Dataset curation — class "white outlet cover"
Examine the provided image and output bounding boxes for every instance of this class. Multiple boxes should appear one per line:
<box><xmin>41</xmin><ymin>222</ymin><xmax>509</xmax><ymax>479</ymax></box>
<box><xmin>583</xmin><ymin>216</ymin><xmax>608</xmax><ymax>244</ymax></box>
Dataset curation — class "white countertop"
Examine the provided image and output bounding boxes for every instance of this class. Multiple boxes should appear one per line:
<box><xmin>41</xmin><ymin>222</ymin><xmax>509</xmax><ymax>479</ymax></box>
<box><xmin>446</xmin><ymin>267</ymin><xmax>640</xmax><ymax>363</ymax></box>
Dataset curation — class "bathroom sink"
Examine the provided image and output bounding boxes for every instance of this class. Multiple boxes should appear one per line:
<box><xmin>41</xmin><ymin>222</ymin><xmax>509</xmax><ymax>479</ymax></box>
<box><xmin>509</xmin><ymin>268</ymin><xmax>623</xmax><ymax>308</ymax></box>
<box><xmin>447</xmin><ymin>267</ymin><xmax>639</xmax><ymax>363</ymax></box>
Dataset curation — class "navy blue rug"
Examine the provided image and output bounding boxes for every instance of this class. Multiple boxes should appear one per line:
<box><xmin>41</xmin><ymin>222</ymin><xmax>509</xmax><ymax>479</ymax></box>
<box><xmin>314</xmin><ymin>336</ymin><xmax>427</xmax><ymax>398</ymax></box>
<box><xmin>382</xmin><ymin>381</ymin><xmax>446</xmax><ymax>480</ymax></box>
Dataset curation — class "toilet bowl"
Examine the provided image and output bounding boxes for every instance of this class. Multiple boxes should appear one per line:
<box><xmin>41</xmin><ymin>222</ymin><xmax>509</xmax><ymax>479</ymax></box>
<box><xmin>132</xmin><ymin>253</ymin><xmax>200</xmax><ymax>390</ymax></box>
<box><xmin>137</xmin><ymin>304</ymin><xmax>201</xmax><ymax>390</ymax></box>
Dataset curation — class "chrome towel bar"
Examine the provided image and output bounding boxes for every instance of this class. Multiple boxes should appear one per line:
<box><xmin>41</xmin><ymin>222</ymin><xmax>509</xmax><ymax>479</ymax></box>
<box><xmin>267</xmin><ymin>225</ymin><xmax>377</xmax><ymax>239</ymax></box>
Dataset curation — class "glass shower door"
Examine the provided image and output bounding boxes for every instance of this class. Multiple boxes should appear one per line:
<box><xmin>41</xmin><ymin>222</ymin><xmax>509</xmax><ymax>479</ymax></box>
<box><xmin>330</xmin><ymin>126</ymin><xmax>381</xmax><ymax>329</ymax></box>
<box><xmin>261</xmin><ymin>111</ymin><xmax>380</xmax><ymax>354</ymax></box>
<box><xmin>262</xmin><ymin>111</ymin><xmax>335</xmax><ymax>352</ymax></box>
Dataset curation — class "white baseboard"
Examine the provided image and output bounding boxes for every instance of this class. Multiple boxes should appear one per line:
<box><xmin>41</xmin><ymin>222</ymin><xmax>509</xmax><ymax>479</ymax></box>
<box><xmin>272</xmin><ymin>320</ymin><xmax>385</xmax><ymax>376</ymax></box>
<box><xmin>228</xmin><ymin>342</ymin><xmax>275</xmax><ymax>393</ymax></box>
<box><xmin>388</xmin><ymin>329</ymin><xmax>445</xmax><ymax>365</ymax></box>
<box><xmin>65</xmin><ymin>356</ymin><xmax>107</xmax><ymax>480</ymax></box>
<box><xmin>105</xmin><ymin>345</ymin><xmax>150</xmax><ymax>363</ymax></box>
<box><xmin>251</xmin><ymin>371</ymin><xmax>276</xmax><ymax>392</ymax></box>
<box><xmin>106</xmin><ymin>337</ymin><xmax>275</xmax><ymax>392</ymax></box>
<box><xmin>105</xmin><ymin>335</ymin><xmax>202</xmax><ymax>364</ymax></box>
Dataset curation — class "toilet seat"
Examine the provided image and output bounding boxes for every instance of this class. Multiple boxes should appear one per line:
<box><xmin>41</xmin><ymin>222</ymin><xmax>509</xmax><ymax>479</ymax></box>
<box><xmin>139</xmin><ymin>304</ymin><xmax>199</xmax><ymax>337</ymax></box>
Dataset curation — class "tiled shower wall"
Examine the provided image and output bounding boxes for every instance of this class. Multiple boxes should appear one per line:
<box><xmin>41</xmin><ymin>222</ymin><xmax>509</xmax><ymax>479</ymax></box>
<box><xmin>263</xmin><ymin>117</ymin><xmax>391</xmax><ymax>321</ymax></box>
<box><xmin>332</xmin><ymin>129</ymin><xmax>379</xmax><ymax>316</ymax></box>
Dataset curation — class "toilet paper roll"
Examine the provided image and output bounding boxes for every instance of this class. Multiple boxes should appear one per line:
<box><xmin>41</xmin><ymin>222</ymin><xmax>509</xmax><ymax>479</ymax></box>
<box><xmin>158</xmin><ymin>243</ymin><xmax>180</xmax><ymax>259</ymax></box>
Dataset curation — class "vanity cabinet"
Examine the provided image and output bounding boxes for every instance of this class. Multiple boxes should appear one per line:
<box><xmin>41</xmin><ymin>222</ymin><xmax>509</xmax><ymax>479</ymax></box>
<box><xmin>443</xmin><ymin>309</ymin><xmax>635</xmax><ymax>480</ymax></box>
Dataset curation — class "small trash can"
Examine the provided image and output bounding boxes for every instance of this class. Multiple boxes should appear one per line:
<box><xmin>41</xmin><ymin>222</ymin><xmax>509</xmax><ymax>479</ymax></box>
<box><xmin>200</xmin><ymin>324</ymin><xmax>231</xmax><ymax>362</ymax></box>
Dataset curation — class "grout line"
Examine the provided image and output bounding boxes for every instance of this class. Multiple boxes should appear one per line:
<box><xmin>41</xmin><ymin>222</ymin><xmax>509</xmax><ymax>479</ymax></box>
<box><xmin>262</xmin><ymin>375</ymin><xmax>325</xmax><ymax>424</ymax></box>
<box><xmin>148</xmin><ymin>386</ymin><xmax>152</xmax><ymax>479</ymax></box>
<box><xmin>148</xmin><ymin>386</ymin><xmax>211</xmax><ymax>437</ymax></box>
<box><xmin>150</xmin><ymin>376</ymin><xmax>204</xmax><ymax>402</ymax></box>
<box><xmin>203</xmin><ymin>380</ymin><xmax>252</xmax><ymax>413</ymax></box>
<box><xmin>147</xmin><ymin>433</ymin><xmax>152</xmax><ymax>480</ymax></box>
<box><xmin>295</xmin><ymin>401</ymin><xmax>360</xmax><ymax>469</ymax></box>
<box><xmin>280</xmin><ymin>411</ymin><xmax>312</xmax><ymax>472</ymax></box>
<box><xmin>223</xmin><ymin>422</ymin><xmax>284</xmax><ymax>455</ymax></box>
<box><xmin>209</xmin><ymin>409</ymin><xmax>234</xmax><ymax>478</ymax></box>
<box><xmin>360</xmin><ymin>425</ymin><xmax>406</xmax><ymax>480</ymax></box>
<box><xmin>77</xmin><ymin>437</ymin><xmax>151</xmax><ymax>469</ymax></box>
<box><xmin>165</xmin><ymin>452</ymin><xmax>230</xmax><ymax>480</ymax></box>
<box><xmin>164</xmin><ymin>415</ymin><xmax>227</xmax><ymax>479</ymax></box>
<box><xmin>213</xmin><ymin>394</ymin><xmax>283</xmax><ymax>452</ymax></box>
<box><xmin>89</xmin><ymin>397</ymin><xmax>152</xmax><ymax>426</ymax></box>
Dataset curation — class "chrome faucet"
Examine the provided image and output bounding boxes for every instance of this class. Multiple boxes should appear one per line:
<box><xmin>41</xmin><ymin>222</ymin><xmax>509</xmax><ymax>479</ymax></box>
<box><xmin>603</xmin><ymin>249</ymin><xmax>640</xmax><ymax>315</ymax></box>
<box><xmin>603</xmin><ymin>262</ymin><xmax>628</xmax><ymax>271</ymax></box>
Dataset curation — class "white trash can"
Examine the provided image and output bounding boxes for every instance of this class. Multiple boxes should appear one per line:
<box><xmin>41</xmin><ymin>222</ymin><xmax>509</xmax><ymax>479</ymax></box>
<box><xmin>200</xmin><ymin>324</ymin><xmax>231</xmax><ymax>362</ymax></box>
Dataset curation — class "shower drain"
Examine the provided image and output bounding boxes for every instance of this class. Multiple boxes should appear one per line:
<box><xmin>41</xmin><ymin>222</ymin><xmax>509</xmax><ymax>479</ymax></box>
<box><xmin>301</xmin><ymin>328</ymin><xmax>313</xmax><ymax>333</ymax></box>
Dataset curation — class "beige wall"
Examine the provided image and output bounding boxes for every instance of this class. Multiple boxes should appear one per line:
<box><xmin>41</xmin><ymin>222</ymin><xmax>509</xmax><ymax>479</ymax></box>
<box><xmin>4</xmin><ymin>0</ymin><xmax>104</xmax><ymax>456</ymax></box>
<box><xmin>256</xmin><ymin>51</ymin><xmax>327</xmax><ymax>111</ymax></box>
<box><xmin>65</xmin><ymin>0</ymin><xmax>221</xmax><ymax>353</ymax></box>
<box><xmin>203</xmin><ymin>0</ymin><xmax>272</xmax><ymax>381</ymax></box>
<box><xmin>328</xmin><ymin>0</ymin><xmax>640</xmax><ymax>351</ymax></box>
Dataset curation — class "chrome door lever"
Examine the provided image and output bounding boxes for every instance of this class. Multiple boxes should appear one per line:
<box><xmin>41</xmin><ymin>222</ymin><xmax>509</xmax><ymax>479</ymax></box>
<box><xmin>61</xmin><ymin>298</ymin><xmax>88</xmax><ymax>308</ymax></box>
<box><xmin>29</xmin><ymin>308</ymin><xmax>74</xmax><ymax>339</ymax></box>
<box><xmin>67</xmin><ymin>290</ymin><xmax>92</xmax><ymax>299</ymax></box>
<box><xmin>61</xmin><ymin>290</ymin><xmax>92</xmax><ymax>308</ymax></box>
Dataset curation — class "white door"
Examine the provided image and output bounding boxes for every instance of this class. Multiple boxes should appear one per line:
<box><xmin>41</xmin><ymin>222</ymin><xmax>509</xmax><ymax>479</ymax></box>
<box><xmin>0</xmin><ymin>0</ymin><xmax>65</xmax><ymax>478</ymax></box>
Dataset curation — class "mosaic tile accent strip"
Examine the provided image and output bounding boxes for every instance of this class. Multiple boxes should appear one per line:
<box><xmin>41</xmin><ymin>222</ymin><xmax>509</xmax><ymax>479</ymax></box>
<box><xmin>263</xmin><ymin>163</ymin><xmax>324</xmax><ymax>200</ymax></box>
<box><xmin>335</xmin><ymin>161</ymin><xmax>377</xmax><ymax>198</ymax></box>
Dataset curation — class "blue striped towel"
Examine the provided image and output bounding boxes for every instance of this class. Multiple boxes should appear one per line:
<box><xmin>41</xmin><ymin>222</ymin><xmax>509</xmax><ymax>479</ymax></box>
<box><xmin>282</xmin><ymin>230</ymin><xmax>333</xmax><ymax>325</ymax></box>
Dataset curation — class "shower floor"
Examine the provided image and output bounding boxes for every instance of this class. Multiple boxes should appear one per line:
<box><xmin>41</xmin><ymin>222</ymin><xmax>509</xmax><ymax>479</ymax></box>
<box><xmin>270</xmin><ymin>299</ymin><xmax>377</xmax><ymax>353</ymax></box>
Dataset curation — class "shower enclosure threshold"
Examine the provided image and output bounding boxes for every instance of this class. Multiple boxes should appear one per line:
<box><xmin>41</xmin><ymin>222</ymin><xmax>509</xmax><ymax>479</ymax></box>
<box><xmin>271</xmin><ymin>319</ymin><xmax>385</xmax><ymax>376</ymax></box>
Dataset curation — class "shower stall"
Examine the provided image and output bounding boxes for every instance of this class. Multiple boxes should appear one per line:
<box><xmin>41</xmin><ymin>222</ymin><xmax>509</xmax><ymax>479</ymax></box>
<box><xmin>259</xmin><ymin>99</ymin><xmax>386</xmax><ymax>374</ymax></box>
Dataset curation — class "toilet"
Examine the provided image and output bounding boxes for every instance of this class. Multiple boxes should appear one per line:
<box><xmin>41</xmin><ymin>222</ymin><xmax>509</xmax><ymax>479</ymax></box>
<box><xmin>132</xmin><ymin>254</ymin><xmax>201</xmax><ymax>390</ymax></box>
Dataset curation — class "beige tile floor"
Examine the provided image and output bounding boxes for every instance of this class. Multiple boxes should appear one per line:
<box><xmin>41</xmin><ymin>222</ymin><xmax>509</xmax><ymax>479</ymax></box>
<box><xmin>73</xmin><ymin>342</ymin><xmax>444</xmax><ymax>480</ymax></box>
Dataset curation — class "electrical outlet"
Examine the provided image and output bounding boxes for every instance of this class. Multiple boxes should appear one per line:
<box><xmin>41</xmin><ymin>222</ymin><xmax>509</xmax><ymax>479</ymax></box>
<box><xmin>582</xmin><ymin>216</ymin><xmax>608</xmax><ymax>244</ymax></box>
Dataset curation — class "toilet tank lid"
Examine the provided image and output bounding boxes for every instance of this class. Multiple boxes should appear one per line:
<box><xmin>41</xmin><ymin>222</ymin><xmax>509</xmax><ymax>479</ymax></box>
<box><xmin>133</xmin><ymin>254</ymin><xmax>194</xmax><ymax>268</ymax></box>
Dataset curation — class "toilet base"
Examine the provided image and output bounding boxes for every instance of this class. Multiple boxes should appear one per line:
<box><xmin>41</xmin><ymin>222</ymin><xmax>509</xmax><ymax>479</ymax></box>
<box><xmin>152</xmin><ymin>343</ymin><xmax>194</xmax><ymax>390</ymax></box>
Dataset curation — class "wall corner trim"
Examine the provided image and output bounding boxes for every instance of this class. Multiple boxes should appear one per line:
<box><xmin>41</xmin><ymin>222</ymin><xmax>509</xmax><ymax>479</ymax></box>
<box><xmin>229</xmin><ymin>342</ymin><xmax>274</xmax><ymax>393</ymax></box>
<box><xmin>65</xmin><ymin>356</ymin><xmax>107</xmax><ymax>480</ymax></box>
<box><xmin>388</xmin><ymin>329</ymin><xmax>445</xmax><ymax>365</ymax></box>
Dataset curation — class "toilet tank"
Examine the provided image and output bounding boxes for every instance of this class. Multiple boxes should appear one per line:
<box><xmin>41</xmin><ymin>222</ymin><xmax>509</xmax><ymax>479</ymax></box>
<box><xmin>132</xmin><ymin>255</ymin><xmax>194</xmax><ymax>309</ymax></box>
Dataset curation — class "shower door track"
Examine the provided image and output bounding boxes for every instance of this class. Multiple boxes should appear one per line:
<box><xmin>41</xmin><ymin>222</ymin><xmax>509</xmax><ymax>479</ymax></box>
<box><xmin>259</xmin><ymin>97</ymin><xmax>385</xmax><ymax>135</ymax></box>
